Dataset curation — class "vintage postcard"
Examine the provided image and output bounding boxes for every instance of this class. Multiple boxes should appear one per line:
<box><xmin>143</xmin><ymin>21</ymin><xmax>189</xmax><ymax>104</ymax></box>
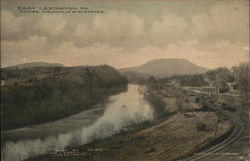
<box><xmin>1</xmin><ymin>0</ymin><xmax>249</xmax><ymax>161</ymax></box>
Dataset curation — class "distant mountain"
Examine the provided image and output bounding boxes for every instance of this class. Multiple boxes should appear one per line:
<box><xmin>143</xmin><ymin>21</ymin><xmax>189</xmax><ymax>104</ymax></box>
<box><xmin>4</xmin><ymin>62</ymin><xmax>64</xmax><ymax>69</ymax></box>
<box><xmin>119</xmin><ymin>58</ymin><xmax>208</xmax><ymax>78</ymax></box>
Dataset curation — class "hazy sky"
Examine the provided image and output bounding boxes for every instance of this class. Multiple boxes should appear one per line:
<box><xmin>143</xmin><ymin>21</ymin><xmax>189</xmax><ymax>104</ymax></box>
<box><xmin>1</xmin><ymin>0</ymin><xmax>249</xmax><ymax>69</ymax></box>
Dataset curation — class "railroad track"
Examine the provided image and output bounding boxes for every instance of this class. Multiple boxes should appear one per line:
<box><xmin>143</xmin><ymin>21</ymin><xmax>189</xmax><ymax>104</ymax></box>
<box><xmin>157</xmin><ymin>94</ymin><xmax>246</xmax><ymax>161</ymax></box>
<box><xmin>182</xmin><ymin>102</ymin><xmax>246</xmax><ymax>161</ymax></box>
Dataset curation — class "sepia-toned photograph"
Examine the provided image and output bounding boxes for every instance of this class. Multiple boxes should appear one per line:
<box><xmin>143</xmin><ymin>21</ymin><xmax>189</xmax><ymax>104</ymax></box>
<box><xmin>1</xmin><ymin>0</ymin><xmax>249</xmax><ymax>161</ymax></box>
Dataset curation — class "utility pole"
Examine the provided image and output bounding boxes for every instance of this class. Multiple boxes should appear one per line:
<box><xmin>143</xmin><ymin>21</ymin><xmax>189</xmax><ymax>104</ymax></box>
<box><xmin>214</xmin><ymin>106</ymin><xmax>222</xmax><ymax>137</ymax></box>
<box><xmin>214</xmin><ymin>83</ymin><xmax>221</xmax><ymax>137</ymax></box>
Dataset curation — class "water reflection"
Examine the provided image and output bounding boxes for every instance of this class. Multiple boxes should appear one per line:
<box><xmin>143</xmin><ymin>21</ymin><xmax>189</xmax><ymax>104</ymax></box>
<box><xmin>1</xmin><ymin>85</ymin><xmax>154</xmax><ymax>161</ymax></box>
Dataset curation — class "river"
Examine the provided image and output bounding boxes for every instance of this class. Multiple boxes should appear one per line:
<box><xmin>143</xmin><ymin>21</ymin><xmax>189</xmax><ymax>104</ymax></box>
<box><xmin>1</xmin><ymin>84</ymin><xmax>154</xmax><ymax>161</ymax></box>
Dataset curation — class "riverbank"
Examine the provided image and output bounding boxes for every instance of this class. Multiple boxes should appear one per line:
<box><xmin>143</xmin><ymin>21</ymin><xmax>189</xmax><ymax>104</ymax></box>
<box><xmin>25</xmin><ymin>85</ymin><xmax>233</xmax><ymax>161</ymax></box>
<box><xmin>25</xmin><ymin>113</ymin><xmax>231</xmax><ymax>161</ymax></box>
<box><xmin>2</xmin><ymin>85</ymin><xmax>155</xmax><ymax>161</ymax></box>
<box><xmin>1</xmin><ymin>65</ymin><xmax>127</xmax><ymax>130</ymax></box>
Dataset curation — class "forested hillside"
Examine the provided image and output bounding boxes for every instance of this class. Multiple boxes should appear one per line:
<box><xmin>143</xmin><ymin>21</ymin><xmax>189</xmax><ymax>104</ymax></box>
<box><xmin>1</xmin><ymin>65</ymin><xmax>127</xmax><ymax>130</ymax></box>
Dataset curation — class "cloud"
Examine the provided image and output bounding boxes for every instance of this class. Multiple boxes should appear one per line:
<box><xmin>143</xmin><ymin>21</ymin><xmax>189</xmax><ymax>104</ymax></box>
<box><xmin>1</xmin><ymin>1</ymin><xmax>249</xmax><ymax>69</ymax></box>
<box><xmin>243</xmin><ymin>46</ymin><xmax>249</xmax><ymax>51</ymax></box>
<box><xmin>74</xmin><ymin>12</ymin><xmax>188</xmax><ymax>48</ymax></box>
<box><xmin>93</xmin><ymin>11</ymin><xmax>144</xmax><ymax>37</ymax></box>
<box><xmin>1</xmin><ymin>34</ymin><xmax>248</xmax><ymax>69</ymax></box>
<box><xmin>1</xmin><ymin>36</ymin><xmax>48</xmax><ymax>66</ymax></box>
<box><xmin>48</xmin><ymin>40</ymin><xmax>248</xmax><ymax>69</ymax></box>
<box><xmin>75</xmin><ymin>11</ymin><xmax>144</xmax><ymax>46</ymax></box>
<box><xmin>150</xmin><ymin>14</ymin><xmax>187</xmax><ymax>45</ymax></box>
<box><xmin>1</xmin><ymin>10</ymin><xmax>26</xmax><ymax>40</ymax></box>
<box><xmin>191</xmin><ymin>1</ymin><xmax>249</xmax><ymax>44</ymax></box>
<box><xmin>49</xmin><ymin>42</ymin><xmax>122</xmax><ymax>66</ymax></box>
<box><xmin>133</xmin><ymin>41</ymin><xmax>247</xmax><ymax>69</ymax></box>
<box><xmin>34</xmin><ymin>15</ymin><xmax>66</xmax><ymax>35</ymax></box>
<box><xmin>1</xmin><ymin>10</ymin><xmax>66</xmax><ymax>40</ymax></box>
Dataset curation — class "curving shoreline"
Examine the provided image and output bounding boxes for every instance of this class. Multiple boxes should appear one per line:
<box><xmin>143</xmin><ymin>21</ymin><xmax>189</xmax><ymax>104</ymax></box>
<box><xmin>24</xmin><ymin>85</ymin><xmax>236</xmax><ymax>161</ymax></box>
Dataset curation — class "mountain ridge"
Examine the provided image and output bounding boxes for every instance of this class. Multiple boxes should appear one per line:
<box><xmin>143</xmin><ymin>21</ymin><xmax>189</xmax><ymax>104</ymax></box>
<box><xmin>119</xmin><ymin>58</ymin><xmax>208</xmax><ymax>78</ymax></box>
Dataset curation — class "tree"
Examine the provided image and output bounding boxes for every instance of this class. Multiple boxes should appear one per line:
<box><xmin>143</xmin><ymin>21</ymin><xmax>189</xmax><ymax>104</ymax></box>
<box><xmin>146</xmin><ymin>76</ymin><xmax>157</xmax><ymax>90</ymax></box>
<box><xmin>233</xmin><ymin>64</ymin><xmax>249</xmax><ymax>96</ymax></box>
<box><xmin>232</xmin><ymin>63</ymin><xmax>249</xmax><ymax>113</ymax></box>
<box><xmin>207</xmin><ymin>68</ymin><xmax>234</xmax><ymax>84</ymax></box>
<box><xmin>207</xmin><ymin>67</ymin><xmax>234</xmax><ymax>93</ymax></box>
